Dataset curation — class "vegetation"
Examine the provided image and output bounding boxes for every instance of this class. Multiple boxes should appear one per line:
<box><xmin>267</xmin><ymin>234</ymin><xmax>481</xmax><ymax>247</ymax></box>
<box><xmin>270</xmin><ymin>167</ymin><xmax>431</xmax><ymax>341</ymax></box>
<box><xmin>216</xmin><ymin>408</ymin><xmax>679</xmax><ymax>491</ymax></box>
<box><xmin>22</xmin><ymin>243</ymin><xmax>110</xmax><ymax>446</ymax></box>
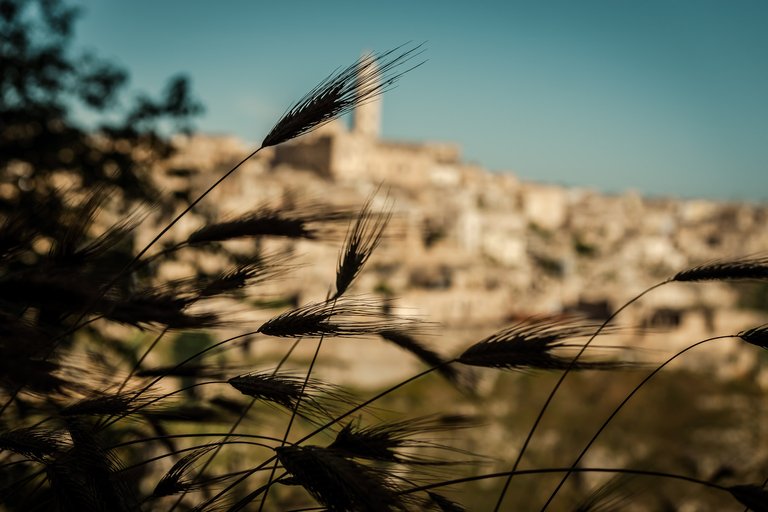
<box><xmin>2</xmin><ymin>1</ymin><xmax>768</xmax><ymax>510</ymax></box>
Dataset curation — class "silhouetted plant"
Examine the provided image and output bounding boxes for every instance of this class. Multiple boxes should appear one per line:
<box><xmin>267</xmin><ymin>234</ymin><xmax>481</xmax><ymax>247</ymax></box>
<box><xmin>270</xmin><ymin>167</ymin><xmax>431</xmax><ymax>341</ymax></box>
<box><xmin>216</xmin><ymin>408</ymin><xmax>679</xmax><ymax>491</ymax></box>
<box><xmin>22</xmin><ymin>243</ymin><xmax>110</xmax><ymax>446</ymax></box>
<box><xmin>2</xmin><ymin>2</ymin><xmax>768</xmax><ymax>510</ymax></box>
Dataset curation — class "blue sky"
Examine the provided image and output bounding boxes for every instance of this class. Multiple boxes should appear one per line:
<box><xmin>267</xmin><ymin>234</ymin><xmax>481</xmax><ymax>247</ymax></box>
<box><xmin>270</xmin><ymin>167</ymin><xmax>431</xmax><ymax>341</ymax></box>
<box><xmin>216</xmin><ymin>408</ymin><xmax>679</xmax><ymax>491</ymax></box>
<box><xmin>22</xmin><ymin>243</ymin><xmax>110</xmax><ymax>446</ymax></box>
<box><xmin>73</xmin><ymin>1</ymin><xmax>768</xmax><ymax>202</ymax></box>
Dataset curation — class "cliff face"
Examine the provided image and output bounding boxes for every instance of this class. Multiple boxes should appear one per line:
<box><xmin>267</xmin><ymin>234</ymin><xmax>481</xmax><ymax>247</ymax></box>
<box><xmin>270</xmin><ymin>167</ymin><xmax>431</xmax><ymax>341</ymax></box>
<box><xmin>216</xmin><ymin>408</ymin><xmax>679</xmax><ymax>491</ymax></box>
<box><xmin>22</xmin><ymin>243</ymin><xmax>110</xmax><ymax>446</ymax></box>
<box><xmin>152</xmin><ymin>133</ymin><xmax>768</xmax><ymax>383</ymax></box>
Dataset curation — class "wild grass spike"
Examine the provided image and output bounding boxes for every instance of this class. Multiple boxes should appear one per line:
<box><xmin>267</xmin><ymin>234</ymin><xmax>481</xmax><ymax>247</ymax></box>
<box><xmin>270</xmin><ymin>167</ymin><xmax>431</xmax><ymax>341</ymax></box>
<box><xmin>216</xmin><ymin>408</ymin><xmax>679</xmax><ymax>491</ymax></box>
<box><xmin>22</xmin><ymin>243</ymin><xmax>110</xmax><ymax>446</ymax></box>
<box><xmin>228</xmin><ymin>371</ymin><xmax>346</xmax><ymax>419</ymax></box>
<box><xmin>257</xmin><ymin>296</ymin><xmax>414</xmax><ymax>338</ymax></box>
<box><xmin>737</xmin><ymin>324</ymin><xmax>768</xmax><ymax>349</ymax></box>
<box><xmin>261</xmin><ymin>43</ymin><xmax>424</xmax><ymax>148</ymax></box>
<box><xmin>59</xmin><ymin>391</ymin><xmax>159</xmax><ymax>417</ymax></box>
<box><xmin>275</xmin><ymin>444</ymin><xmax>412</xmax><ymax>512</ymax></box>
<box><xmin>186</xmin><ymin>204</ymin><xmax>358</xmax><ymax>246</ymax></box>
<box><xmin>673</xmin><ymin>255</ymin><xmax>768</xmax><ymax>282</ymax></box>
<box><xmin>456</xmin><ymin>316</ymin><xmax>631</xmax><ymax>371</ymax></box>
<box><xmin>333</xmin><ymin>194</ymin><xmax>392</xmax><ymax>299</ymax></box>
<box><xmin>327</xmin><ymin>415</ymin><xmax>476</xmax><ymax>465</ymax></box>
<box><xmin>187</xmin><ymin>208</ymin><xmax>314</xmax><ymax>244</ymax></box>
<box><xmin>152</xmin><ymin>444</ymin><xmax>218</xmax><ymax>498</ymax></box>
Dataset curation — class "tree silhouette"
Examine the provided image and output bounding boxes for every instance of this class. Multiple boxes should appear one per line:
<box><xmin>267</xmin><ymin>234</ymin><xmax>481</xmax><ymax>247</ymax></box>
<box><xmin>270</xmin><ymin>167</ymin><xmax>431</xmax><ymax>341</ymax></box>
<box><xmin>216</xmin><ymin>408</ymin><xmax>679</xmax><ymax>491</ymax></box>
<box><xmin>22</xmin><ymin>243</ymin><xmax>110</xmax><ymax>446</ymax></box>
<box><xmin>1</xmin><ymin>0</ymin><xmax>202</xmax><ymax>250</ymax></box>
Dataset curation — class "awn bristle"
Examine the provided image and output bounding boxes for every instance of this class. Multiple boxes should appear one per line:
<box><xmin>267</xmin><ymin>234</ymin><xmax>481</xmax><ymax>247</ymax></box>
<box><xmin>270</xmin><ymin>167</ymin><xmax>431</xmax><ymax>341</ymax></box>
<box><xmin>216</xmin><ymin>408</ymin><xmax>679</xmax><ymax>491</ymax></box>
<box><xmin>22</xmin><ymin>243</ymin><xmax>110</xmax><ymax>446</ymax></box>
<box><xmin>51</xmin><ymin>187</ymin><xmax>108</xmax><ymax>261</ymax></box>
<box><xmin>0</xmin><ymin>427</ymin><xmax>65</xmax><ymax>461</ymax></box>
<box><xmin>228</xmin><ymin>371</ymin><xmax>346</xmax><ymax>420</ymax></box>
<box><xmin>60</xmin><ymin>390</ymin><xmax>159</xmax><ymax>417</ymax></box>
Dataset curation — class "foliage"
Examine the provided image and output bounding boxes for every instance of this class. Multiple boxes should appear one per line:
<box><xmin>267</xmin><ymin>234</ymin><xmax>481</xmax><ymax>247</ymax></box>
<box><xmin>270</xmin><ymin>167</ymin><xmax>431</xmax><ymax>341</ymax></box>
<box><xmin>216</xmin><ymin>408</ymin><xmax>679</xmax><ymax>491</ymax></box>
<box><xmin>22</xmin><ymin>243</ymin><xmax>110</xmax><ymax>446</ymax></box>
<box><xmin>1</xmin><ymin>0</ymin><xmax>202</xmax><ymax>249</ymax></box>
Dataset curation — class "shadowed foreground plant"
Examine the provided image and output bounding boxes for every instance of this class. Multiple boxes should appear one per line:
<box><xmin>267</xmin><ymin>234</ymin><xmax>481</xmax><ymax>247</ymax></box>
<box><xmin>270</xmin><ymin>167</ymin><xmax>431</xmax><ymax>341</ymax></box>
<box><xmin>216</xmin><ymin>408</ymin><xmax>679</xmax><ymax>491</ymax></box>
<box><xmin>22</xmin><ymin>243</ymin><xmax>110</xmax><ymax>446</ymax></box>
<box><xmin>672</xmin><ymin>255</ymin><xmax>768</xmax><ymax>282</ymax></box>
<box><xmin>379</xmin><ymin>330</ymin><xmax>472</xmax><ymax>391</ymax></box>
<box><xmin>256</xmin><ymin>296</ymin><xmax>417</xmax><ymax>338</ymax></box>
<box><xmin>3</xmin><ymin>33</ymin><xmax>767</xmax><ymax>512</ymax></box>
<box><xmin>261</xmin><ymin>44</ymin><xmax>425</xmax><ymax>149</ymax></box>
<box><xmin>0</xmin><ymin>43</ymin><xmax>432</xmax><ymax>512</ymax></box>
<box><xmin>327</xmin><ymin>414</ymin><xmax>479</xmax><ymax>466</ymax></box>
<box><xmin>396</xmin><ymin>466</ymin><xmax>768</xmax><ymax>512</ymax></box>
<box><xmin>0</xmin><ymin>428</ymin><xmax>65</xmax><ymax>463</ymax></box>
<box><xmin>540</xmin><ymin>333</ymin><xmax>737</xmax><ymax>511</ymax></box>
<box><xmin>492</xmin><ymin>254</ymin><xmax>768</xmax><ymax>510</ymax></box>
<box><xmin>186</xmin><ymin>203</ymin><xmax>359</xmax><ymax>245</ymax></box>
<box><xmin>275</xmin><ymin>444</ymin><xmax>415</xmax><ymax>512</ymax></box>
<box><xmin>333</xmin><ymin>193</ymin><xmax>392</xmax><ymax>300</ymax></box>
<box><xmin>151</xmin><ymin>444</ymin><xmax>218</xmax><ymax>498</ymax></box>
<box><xmin>228</xmin><ymin>371</ymin><xmax>351</xmax><ymax>422</ymax></box>
<box><xmin>456</xmin><ymin>316</ymin><xmax>635</xmax><ymax>371</ymax></box>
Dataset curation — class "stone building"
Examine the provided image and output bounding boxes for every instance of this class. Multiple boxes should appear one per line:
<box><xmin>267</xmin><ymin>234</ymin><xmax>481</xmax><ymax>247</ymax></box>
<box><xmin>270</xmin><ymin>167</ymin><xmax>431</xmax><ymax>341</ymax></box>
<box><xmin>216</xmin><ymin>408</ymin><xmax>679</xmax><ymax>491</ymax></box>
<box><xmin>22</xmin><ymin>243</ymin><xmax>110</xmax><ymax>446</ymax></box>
<box><xmin>272</xmin><ymin>62</ymin><xmax>465</xmax><ymax>188</ymax></box>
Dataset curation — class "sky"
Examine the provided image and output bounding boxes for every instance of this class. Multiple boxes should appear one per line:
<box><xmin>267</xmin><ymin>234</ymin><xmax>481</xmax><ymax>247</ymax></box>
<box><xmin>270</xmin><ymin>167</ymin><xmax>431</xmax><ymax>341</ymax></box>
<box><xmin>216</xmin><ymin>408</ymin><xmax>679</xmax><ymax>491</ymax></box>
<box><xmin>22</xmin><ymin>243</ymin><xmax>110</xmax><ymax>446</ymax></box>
<box><xmin>72</xmin><ymin>1</ymin><xmax>768</xmax><ymax>202</ymax></box>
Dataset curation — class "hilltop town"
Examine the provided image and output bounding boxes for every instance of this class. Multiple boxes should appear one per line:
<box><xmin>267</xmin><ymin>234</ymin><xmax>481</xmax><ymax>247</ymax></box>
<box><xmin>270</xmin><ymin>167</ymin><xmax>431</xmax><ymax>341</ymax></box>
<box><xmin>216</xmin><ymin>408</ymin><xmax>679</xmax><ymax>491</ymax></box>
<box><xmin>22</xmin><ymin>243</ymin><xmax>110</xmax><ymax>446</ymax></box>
<box><xmin>152</xmin><ymin>94</ymin><xmax>768</xmax><ymax>385</ymax></box>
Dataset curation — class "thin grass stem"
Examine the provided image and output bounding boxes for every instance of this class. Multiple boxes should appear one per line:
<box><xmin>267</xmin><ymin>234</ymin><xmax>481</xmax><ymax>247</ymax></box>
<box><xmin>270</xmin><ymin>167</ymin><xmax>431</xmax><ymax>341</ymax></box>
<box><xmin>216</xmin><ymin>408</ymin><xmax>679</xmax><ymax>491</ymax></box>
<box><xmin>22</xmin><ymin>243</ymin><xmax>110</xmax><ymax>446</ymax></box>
<box><xmin>194</xmin><ymin>361</ymin><xmax>451</xmax><ymax>512</ymax></box>
<box><xmin>116</xmin><ymin>441</ymin><xmax>275</xmax><ymax>474</ymax></box>
<box><xmin>115</xmin><ymin>327</ymin><xmax>169</xmax><ymax>396</ymax></box>
<box><xmin>109</xmin><ymin>432</ymin><xmax>285</xmax><ymax>449</ymax></box>
<box><xmin>167</xmin><ymin>337</ymin><xmax>302</xmax><ymax>512</ymax></box>
<box><xmin>492</xmin><ymin>279</ymin><xmax>670</xmax><ymax>511</ymax></box>
<box><xmin>399</xmin><ymin>466</ymin><xmax>727</xmax><ymax>496</ymax></box>
<box><xmin>258</xmin><ymin>334</ymin><xmax>326</xmax><ymax>512</ymax></box>
<box><xmin>539</xmin><ymin>334</ymin><xmax>734</xmax><ymax>511</ymax></box>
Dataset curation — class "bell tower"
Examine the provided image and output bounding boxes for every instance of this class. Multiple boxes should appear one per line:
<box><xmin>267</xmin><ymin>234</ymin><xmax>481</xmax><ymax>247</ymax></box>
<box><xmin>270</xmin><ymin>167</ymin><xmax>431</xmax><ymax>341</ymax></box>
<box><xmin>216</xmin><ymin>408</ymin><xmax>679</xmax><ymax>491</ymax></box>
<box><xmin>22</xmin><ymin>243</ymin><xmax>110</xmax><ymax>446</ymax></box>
<box><xmin>352</xmin><ymin>53</ymin><xmax>381</xmax><ymax>139</ymax></box>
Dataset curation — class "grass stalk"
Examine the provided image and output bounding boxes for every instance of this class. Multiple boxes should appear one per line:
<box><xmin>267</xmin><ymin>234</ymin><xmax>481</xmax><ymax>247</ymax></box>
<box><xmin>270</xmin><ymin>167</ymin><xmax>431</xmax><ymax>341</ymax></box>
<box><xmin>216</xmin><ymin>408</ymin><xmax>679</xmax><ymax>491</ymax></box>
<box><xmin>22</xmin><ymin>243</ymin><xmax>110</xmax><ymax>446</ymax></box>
<box><xmin>492</xmin><ymin>279</ymin><xmax>670</xmax><ymax>511</ymax></box>
<box><xmin>539</xmin><ymin>334</ymin><xmax>734</xmax><ymax>511</ymax></box>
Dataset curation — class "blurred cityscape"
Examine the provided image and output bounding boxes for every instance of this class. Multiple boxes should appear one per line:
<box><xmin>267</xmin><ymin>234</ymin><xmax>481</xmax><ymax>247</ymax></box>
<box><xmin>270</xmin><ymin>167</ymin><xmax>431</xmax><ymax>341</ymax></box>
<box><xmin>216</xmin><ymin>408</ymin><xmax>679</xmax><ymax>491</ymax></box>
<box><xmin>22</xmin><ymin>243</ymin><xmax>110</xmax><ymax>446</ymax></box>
<box><xmin>149</xmin><ymin>91</ymin><xmax>768</xmax><ymax>389</ymax></box>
